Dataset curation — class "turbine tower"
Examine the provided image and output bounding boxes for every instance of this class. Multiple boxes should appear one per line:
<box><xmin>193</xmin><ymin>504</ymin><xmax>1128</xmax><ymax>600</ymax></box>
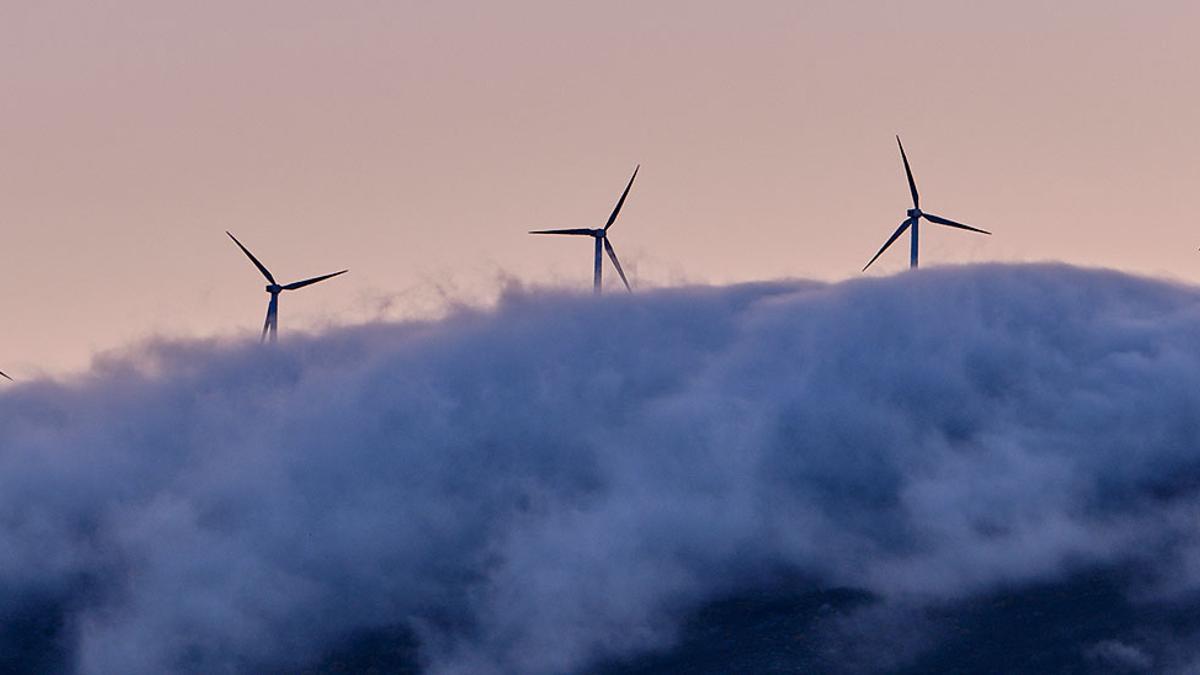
<box><xmin>529</xmin><ymin>165</ymin><xmax>639</xmax><ymax>294</ymax></box>
<box><xmin>227</xmin><ymin>232</ymin><xmax>347</xmax><ymax>343</ymax></box>
<box><xmin>863</xmin><ymin>137</ymin><xmax>990</xmax><ymax>271</ymax></box>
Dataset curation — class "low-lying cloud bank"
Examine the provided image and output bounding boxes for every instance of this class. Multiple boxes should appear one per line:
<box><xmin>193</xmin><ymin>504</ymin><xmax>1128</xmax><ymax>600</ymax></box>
<box><xmin>3</xmin><ymin>264</ymin><xmax>1200</xmax><ymax>673</ymax></box>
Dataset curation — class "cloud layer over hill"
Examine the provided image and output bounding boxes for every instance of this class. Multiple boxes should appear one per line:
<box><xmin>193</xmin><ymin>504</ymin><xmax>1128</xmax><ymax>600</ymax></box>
<box><xmin>3</xmin><ymin>264</ymin><xmax>1200</xmax><ymax>673</ymax></box>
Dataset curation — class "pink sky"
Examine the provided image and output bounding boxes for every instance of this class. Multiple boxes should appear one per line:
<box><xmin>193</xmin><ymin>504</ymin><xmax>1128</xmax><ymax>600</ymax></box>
<box><xmin>3</xmin><ymin>1</ymin><xmax>1199</xmax><ymax>372</ymax></box>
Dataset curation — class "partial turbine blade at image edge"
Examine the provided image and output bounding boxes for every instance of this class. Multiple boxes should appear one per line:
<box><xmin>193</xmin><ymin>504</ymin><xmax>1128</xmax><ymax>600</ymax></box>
<box><xmin>0</xmin><ymin>370</ymin><xmax>11</xmax><ymax>381</ymax></box>
<box><xmin>604</xmin><ymin>165</ymin><xmax>640</xmax><ymax>230</ymax></box>
<box><xmin>282</xmin><ymin>270</ymin><xmax>349</xmax><ymax>291</ymax></box>
<box><xmin>604</xmin><ymin>237</ymin><xmax>632</xmax><ymax>292</ymax></box>
<box><xmin>923</xmin><ymin>213</ymin><xmax>991</xmax><ymax>235</ymax></box>
<box><xmin>862</xmin><ymin>219</ymin><xmax>913</xmax><ymax>271</ymax></box>
<box><xmin>226</xmin><ymin>231</ymin><xmax>276</xmax><ymax>284</ymax></box>
<box><xmin>528</xmin><ymin>228</ymin><xmax>595</xmax><ymax>235</ymax></box>
<box><xmin>896</xmin><ymin>136</ymin><xmax>920</xmax><ymax>209</ymax></box>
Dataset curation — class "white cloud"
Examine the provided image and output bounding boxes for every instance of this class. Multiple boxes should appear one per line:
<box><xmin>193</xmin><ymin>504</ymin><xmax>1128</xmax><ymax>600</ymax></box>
<box><xmin>2</xmin><ymin>264</ymin><xmax>1200</xmax><ymax>673</ymax></box>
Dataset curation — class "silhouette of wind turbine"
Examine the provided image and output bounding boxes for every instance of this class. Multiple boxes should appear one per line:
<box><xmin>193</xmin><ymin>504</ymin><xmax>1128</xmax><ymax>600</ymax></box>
<box><xmin>863</xmin><ymin>137</ymin><xmax>990</xmax><ymax>271</ymax></box>
<box><xmin>529</xmin><ymin>165</ymin><xmax>639</xmax><ymax>294</ymax></box>
<box><xmin>226</xmin><ymin>232</ymin><xmax>347</xmax><ymax>343</ymax></box>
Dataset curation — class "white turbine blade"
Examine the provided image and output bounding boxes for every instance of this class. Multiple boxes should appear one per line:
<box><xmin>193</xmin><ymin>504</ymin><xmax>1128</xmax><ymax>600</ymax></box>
<box><xmin>261</xmin><ymin>295</ymin><xmax>276</xmax><ymax>343</ymax></box>
<box><xmin>897</xmin><ymin>136</ymin><xmax>919</xmax><ymax>209</ymax></box>
<box><xmin>529</xmin><ymin>228</ymin><xmax>594</xmax><ymax>235</ymax></box>
<box><xmin>863</xmin><ymin>218</ymin><xmax>913</xmax><ymax>271</ymax></box>
<box><xmin>604</xmin><ymin>165</ymin><xmax>640</xmax><ymax>230</ymax></box>
<box><xmin>923</xmin><ymin>213</ymin><xmax>991</xmax><ymax>235</ymax></box>
<box><xmin>603</xmin><ymin>237</ymin><xmax>631</xmax><ymax>292</ymax></box>
<box><xmin>227</xmin><ymin>231</ymin><xmax>276</xmax><ymax>284</ymax></box>
<box><xmin>282</xmin><ymin>270</ymin><xmax>348</xmax><ymax>291</ymax></box>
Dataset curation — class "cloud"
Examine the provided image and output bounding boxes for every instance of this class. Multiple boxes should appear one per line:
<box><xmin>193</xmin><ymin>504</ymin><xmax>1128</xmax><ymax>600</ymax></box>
<box><xmin>1086</xmin><ymin>640</ymin><xmax>1154</xmax><ymax>671</ymax></box>
<box><xmin>3</xmin><ymin>264</ymin><xmax>1200</xmax><ymax>673</ymax></box>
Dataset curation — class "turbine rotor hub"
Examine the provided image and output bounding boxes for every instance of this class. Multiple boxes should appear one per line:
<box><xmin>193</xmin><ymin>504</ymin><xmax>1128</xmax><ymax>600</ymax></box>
<box><xmin>907</xmin><ymin>208</ymin><xmax>922</xmax><ymax>218</ymax></box>
<box><xmin>593</xmin><ymin>229</ymin><xmax>605</xmax><ymax>238</ymax></box>
<box><xmin>266</xmin><ymin>284</ymin><xmax>282</xmax><ymax>293</ymax></box>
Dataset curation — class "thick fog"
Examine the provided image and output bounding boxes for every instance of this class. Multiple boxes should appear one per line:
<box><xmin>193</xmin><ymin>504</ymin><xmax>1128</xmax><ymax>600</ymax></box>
<box><xmin>3</xmin><ymin>264</ymin><xmax>1200</xmax><ymax>673</ymax></box>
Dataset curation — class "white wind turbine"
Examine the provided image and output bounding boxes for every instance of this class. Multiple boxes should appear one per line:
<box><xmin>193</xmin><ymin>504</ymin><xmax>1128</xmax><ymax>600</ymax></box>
<box><xmin>529</xmin><ymin>165</ymin><xmax>639</xmax><ymax>294</ymax></box>
<box><xmin>864</xmin><ymin>137</ymin><xmax>990</xmax><ymax>271</ymax></box>
<box><xmin>227</xmin><ymin>232</ymin><xmax>347</xmax><ymax>343</ymax></box>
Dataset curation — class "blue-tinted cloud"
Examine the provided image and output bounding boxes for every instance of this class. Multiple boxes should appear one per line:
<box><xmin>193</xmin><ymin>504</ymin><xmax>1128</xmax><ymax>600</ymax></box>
<box><xmin>3</xmin><ymin>264</ymin><xmax>1200</xmax><ymax>673</ymax></box>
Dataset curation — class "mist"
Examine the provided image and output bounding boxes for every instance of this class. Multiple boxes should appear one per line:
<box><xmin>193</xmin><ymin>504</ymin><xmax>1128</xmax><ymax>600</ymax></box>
<box><xmin>3</xmin><ymin>264</ymin><xmax>1200</xmax><ymax>673</ymax></box>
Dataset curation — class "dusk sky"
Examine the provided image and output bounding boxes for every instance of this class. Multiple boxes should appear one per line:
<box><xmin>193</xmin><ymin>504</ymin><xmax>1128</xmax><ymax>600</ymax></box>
<box><xmin>9</xmin><ymin>5</ymin><xmax>1200</xmax><ymax>672</ymax></box>
<box><xmin>4</xmin><ymin>1</ymin><xmax>1199</xmax><ymax>372</ymax></box>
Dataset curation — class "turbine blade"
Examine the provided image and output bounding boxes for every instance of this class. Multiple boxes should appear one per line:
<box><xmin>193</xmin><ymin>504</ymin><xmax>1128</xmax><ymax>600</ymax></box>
<box><xmin>0</xmin><ymin>370</ymin><xmax>11</xmax><ymax>381</ymax></box>
<box><xmin>604</xmin><ymin>165</ymin><xmax>640</xmax><ymax>230</ymax></box>
<box><xmin>863</xmin><ymin>218</ymin><xmax>913</xmax><ymax>271</ymax></box>
<box><xmin>604</xmin><ymin>237</ymin><xmax>631</xmax><ymax>292</ymax></box>
<box><xmin>922</xmin><ymin>213</ymin><xmax>991</xmax><ymax>235</ymax></box>
<box><xmin>282</xmin><ymin>269</ymin><xmax>348</xmax><ymax>291</ymax></box>
<box><xmin>896</xmin><ymin>136</ymin><xmax>919</xmax><ymax>209</ymax></box>
<box><xmin>528</xmin><ymin>228</ymin><xmax>595</xmax><ymax>235</ymax></box>
<box><xmin>227</xmin><ymin>231</ymin><xmax>276</xmax><ymax>284</ymax></box>
<box><xmin>261</xmin><ymin>295</ymin><xmax>276</xmax><ymax>343</ymax></box>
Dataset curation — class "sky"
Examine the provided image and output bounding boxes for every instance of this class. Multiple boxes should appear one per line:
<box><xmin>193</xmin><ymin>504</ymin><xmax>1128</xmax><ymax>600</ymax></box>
<box><xmin>3</xmin><ymin>0</ymin><xmax>1200</xmax><ymax>373</ymax></box>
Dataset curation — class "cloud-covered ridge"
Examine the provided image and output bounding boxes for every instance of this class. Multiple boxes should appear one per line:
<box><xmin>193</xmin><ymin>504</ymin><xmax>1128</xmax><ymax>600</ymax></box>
<box><xmin>3</xmin><ymin>264</ymin><xmax>1200</xmax><ymax>673</ymax></box>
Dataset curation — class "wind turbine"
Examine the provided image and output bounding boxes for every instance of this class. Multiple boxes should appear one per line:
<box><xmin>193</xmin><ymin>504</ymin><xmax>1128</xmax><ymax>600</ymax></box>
<box><xmin>226</xmin><ymin>232</ymin><xmax>347</xmax><ymax>343</ymax></box>
<box><xmin>863</xmin><ymin>137</ymin><xmax>990</xmax><ymax>271</ymax></box>
<box><xmin>529</xmin><ymin>165</ymin><xmax>639</xmax><ymax>294</ymax></box>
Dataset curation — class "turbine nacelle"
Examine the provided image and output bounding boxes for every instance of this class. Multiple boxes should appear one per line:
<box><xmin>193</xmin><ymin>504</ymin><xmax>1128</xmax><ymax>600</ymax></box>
<box><xmin>266</xmin><ymin>284</ymin><xmax>282</xmax><ymax>294</ymax></box>
<box><xmin>907</xmin><ymin>208</ymin><xmax>922</xmax><ymax>218</ymax></box>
